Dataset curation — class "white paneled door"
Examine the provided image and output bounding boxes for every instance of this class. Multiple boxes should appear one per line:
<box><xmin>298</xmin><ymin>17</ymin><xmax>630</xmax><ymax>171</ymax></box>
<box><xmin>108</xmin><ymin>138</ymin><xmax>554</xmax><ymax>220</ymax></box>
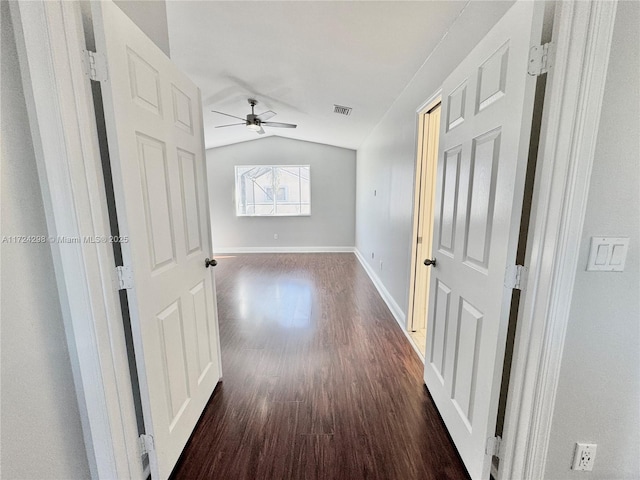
<box><xmin>92</xmin><ymin>2</ymin><xmax>222</xmax><ymax>479</ymax></box>
<box><xmin>423</xmin><ymin>2</ymin><xmax>544</xmax><ymax>479</ymax></box>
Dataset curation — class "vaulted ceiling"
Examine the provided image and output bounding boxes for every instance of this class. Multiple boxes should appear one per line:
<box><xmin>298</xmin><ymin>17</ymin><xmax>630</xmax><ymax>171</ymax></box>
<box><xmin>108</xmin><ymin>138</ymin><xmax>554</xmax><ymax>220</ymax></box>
<box><xmin>166</xmin><ymin>1</ymin><xmax>470</xmax><ymax>150</ymax></box>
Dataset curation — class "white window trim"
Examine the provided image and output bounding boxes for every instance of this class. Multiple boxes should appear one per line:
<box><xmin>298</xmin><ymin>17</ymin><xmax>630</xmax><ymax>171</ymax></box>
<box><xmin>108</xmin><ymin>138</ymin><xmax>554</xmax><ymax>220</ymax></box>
<box><xmin>235</xmin><ymin>165</ymin><xmax>311</xmax><ymax>217</ymax></box>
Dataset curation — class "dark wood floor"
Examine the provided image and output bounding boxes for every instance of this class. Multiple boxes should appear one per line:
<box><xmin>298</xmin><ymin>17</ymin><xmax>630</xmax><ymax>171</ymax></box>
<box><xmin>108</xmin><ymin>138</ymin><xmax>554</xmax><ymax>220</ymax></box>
<box><xmin>171</xmin><ymin>253</ymin><xmax>469</xmax><ymax>480</ymax></box>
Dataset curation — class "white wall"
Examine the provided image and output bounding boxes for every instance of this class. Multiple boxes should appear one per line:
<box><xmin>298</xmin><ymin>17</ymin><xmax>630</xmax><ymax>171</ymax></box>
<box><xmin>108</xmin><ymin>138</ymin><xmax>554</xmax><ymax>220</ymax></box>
<box><xmin>355</xmin><ymin>2</ymin><xmax>513</xmax><ymax>312</ymax></box>
<box><xmin>207</xmin><ymin>136</ymin><xmax>356</xmax><ymax>251</ymax></box>
<box><xmin>0</xmin><ymin>2</ymin><xmax>91</xmax><ymax>478</ymax></box>
<box><xmin>544</xmin><ymin>2</ymin><xmax>640</xmax><ymax>478</ymax></box>
<box><xmin>114</xmin><ymin>0</ymin><xmax>170</xmax><ymax>57</ymax></box>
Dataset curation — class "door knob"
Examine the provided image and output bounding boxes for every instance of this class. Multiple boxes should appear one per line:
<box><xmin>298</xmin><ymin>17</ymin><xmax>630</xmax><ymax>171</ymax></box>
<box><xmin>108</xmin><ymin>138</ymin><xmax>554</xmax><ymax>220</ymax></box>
<box><xmin>205</xmin><ymin>258</ymin><xmax>217</xmax><ymax>268</ymax></box>
<box><xmin>423</xmin><ymin>258</ymin><xmax>437</xmax><ymax>267</ymax></box>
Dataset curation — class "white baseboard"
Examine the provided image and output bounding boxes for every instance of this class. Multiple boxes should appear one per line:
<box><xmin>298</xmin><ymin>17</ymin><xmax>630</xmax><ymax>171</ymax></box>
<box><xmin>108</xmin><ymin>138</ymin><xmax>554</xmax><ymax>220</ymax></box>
<box><xmin>214</xmin><ymin>246</ymin><xmax>355</xmax><ymax>254</ymax></box>
<box><xmin>353</xmin><ymin>249</ymin><xmax>405</xmax><ymax>323</ymax></box>
<box><xmin>405</xmin><ymin>332</ymin><xmax>426</xmax><ymax>363</ymax></box>
<box><xmin>353</xmin><ymin>249</ymin><xmax>423</xmax><ymax>361</ymax></box>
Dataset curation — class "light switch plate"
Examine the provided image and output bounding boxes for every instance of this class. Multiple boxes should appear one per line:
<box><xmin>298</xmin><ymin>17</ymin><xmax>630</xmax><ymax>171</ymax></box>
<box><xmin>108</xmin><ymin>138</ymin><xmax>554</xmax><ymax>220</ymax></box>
<box><xmin>587</xmin><ymin>237</ymin><xmax>629</xmax><ymax>271</ymax></box>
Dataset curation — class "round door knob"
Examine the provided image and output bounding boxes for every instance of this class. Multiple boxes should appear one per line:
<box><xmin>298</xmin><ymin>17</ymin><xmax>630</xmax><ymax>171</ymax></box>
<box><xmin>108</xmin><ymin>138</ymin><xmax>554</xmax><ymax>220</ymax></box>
<box><xmin>205</xmin><ymin>258</ymin><xmax>217</xmax><ymax>268</ymax></box>
<box><xmin>423</xmin><ymin>258</ymin><xmax>437</xmax><ymax>267</ymax></box>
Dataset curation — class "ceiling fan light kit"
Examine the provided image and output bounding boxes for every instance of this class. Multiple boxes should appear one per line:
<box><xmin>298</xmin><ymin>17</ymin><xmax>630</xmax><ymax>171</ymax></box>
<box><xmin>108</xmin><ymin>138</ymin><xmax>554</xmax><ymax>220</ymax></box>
<box><xmin>212</xmin><ymin>98</ymin><xmax>297</xmax><ymax>135</ymax></box>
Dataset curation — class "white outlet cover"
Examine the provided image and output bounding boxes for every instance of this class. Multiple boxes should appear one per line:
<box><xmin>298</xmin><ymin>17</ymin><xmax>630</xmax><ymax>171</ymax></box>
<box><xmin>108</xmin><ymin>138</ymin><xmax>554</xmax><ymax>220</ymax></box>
<box><xmin>572</xmin><ymin>443</ymin><xmax>597</xmax><ymax>471</ymax></box>
<box><xmin>587</xmin><ymin>237</ymin><xmax>629</xmax><ymax>271</ymax></box>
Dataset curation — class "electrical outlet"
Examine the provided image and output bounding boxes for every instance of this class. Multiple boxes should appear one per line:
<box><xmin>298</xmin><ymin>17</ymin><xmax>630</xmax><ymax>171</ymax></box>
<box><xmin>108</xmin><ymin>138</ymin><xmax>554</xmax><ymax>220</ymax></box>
<box><xmin>572</xmin><ymin>443</ymin><xmax>597</xmax><ymax>471</ymax></box>
<box><xmin>371</xmin><ymin>252</ymin><xmax>375</xmax><ymax>259</ymax></box>
<box><xmin>274</xmin><ymin>234</ymin><xmax>278</xmax><ymax>240</ymax></box>
<box><xmin>380</xmin><ymin>260</ymin><xmax>383</xmax><ymax>270</ymax></box>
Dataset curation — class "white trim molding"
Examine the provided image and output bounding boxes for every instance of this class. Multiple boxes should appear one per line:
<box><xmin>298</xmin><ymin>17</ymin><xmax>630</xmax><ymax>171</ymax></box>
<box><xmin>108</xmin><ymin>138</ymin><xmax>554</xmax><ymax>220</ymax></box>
<box><xmin>10</xmin><ymin>2</ymin><xmax>143</xmax><ymax>479</ymax></box>
<box><xmin>500</xmin><ymin>2</ymin><xmax>618</xmax><ymax>479</ymax></box>
<box><xmin>214</xmin><ymin>246</ymin><xmax>355</xmax><ymax>254</ymax></box>
<box><xmin>354</xmin><ymin>249</ymin><xmax>405</xmax><ymax>325</ymax></box>
<box><xmin>353</xmin><ymin>249</ymin><xmax>424</xmax><ymax>360</ymax></box>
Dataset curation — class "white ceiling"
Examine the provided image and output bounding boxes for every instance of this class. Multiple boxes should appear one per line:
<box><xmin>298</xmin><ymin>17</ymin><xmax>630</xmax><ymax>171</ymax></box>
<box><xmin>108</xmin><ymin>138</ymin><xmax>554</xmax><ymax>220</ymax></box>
<box><xmin>166</xmin><ymin>1</ymin><xmax>468</xmax><ymax>150</ymax></box>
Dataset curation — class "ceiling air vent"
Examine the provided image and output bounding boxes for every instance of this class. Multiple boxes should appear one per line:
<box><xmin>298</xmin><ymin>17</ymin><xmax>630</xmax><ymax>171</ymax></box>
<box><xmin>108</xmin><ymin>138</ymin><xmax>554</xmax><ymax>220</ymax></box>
<box><xmin>333</xmin><ymin>104</ymin><xmax>352</xmax><ymax>116</ymax></box>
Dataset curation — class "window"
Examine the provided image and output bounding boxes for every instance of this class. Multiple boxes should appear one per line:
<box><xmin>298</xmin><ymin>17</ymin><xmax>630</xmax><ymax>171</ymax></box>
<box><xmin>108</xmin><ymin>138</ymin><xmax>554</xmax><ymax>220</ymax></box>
<box><xmin>265</xmin><ymin>186</ymin><xmax>288</xmax><ymax>202</ymax></box>
<box><xmin>235</xmin><ymin>165</ymin><xmax>311</xmax><ymax>216</ymax></box>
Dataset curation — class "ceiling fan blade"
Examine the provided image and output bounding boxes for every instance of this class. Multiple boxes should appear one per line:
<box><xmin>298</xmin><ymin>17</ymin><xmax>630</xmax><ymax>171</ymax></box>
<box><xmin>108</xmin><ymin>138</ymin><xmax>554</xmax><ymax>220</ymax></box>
<box><xmin>211</xmin><ymin>110</ymin><xmax>246</xmax><ymax>121</ymax></box>
<box><xmin>215</xmin><ymin>123</ymin><xmax>246</xmax><ymax>128</ymax></box>
<box><xmin>256</xmin><ymin>110</ymin><xmax>276</xmax><ymax>122</ymax></box>
<box><xmin>256</xmin><ymin>127</ymin><xmax>266</xmax><ymax>135</ymax></box>
<box><xmin>262</xmin><ymin>122</ymin><xmax>297</xmax><ymax>129</ymax></box>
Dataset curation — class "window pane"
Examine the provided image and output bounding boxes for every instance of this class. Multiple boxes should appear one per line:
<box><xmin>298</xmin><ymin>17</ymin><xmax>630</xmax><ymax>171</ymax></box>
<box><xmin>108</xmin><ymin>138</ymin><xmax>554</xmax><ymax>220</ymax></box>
<box><xmin>235</xmin><ymin>165</ymin><xmax>310</xmax><ymax>216</ymax></box>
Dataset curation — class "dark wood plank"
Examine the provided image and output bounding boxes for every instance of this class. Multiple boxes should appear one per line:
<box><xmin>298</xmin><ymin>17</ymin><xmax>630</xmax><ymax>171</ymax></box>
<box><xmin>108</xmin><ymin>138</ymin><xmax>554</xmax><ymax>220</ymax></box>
<box><xmin>171</xmin><ymin>253</ymin><xmax>469</xmax><ymax>480</ymax></box>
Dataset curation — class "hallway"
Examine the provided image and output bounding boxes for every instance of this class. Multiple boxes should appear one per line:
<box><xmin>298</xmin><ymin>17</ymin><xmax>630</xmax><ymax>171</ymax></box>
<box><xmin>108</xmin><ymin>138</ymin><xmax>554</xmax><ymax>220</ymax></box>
<box><xmin>170</xmin><ymin>253</ymin><xmax>469</xmax><ymax>479</ymax></box>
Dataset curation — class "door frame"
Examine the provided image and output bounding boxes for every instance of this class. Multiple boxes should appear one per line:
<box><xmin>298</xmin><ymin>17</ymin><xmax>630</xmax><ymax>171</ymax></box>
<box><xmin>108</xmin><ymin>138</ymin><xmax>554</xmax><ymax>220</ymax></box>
<box><xmin>10</xmin><ymin>1</ymin><xmax>146</xmax><ymax>478</ymax></box>
<box><xmin>406</xmin><ymin>92</ymin><xmax>441</xmax><ymax>354</ymax></box>
<box><xmin>499</xmin><ymin>2</ymin><xmax>618</xmax><ymax>478</ymax></box>
<box><xmin>11</xmin><ymin>0</ymin><xmax>617</xmax><ymax>479</ymax></box>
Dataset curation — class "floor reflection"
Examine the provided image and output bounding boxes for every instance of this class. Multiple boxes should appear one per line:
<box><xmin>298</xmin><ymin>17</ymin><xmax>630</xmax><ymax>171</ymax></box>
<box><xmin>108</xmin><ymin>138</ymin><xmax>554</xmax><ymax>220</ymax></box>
<box><xmin>170</xmin><ymin>253</ymin><xmax>469</xmax><ymax>480</ymax></box>
<box><xmin>234</xmin><ymin>272</ymin><xmax>313</xmax><ymax>329</ymax></box>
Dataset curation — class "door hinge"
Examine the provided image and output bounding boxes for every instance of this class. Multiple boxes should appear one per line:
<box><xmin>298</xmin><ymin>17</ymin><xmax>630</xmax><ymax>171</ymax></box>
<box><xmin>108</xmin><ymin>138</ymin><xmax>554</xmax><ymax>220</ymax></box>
<box><xmin>528</xmin><ymin>42</ymin><xmax>554</xmax><ymax>76</ymax></box>
<box><xmin>417</xmin><ymin>236</ymin><xmax>423</xmax><ymax>244</ymax></box>
<box><xmin>116</xmin><ymin>265</ymin><xmax>134</xmax><ymax>290</ymax></box>
<box><xmin>505</xmin><ymin>264</ymin><xmax>528</xmax><ymax>291</ymax></box>
<box><xmin>82</xmin><ymin>50</ymin><xmax>108</xmax><ymax>82</ymax></box>
<box><xmin>486</xmin><ymin>435</ymin><xmax>502</xmax><ymax>458</ymax></box>
<box><xmin>138</xmin><ymin>434</ymin><xmax>154</xmax><ymax>456</ymax></box>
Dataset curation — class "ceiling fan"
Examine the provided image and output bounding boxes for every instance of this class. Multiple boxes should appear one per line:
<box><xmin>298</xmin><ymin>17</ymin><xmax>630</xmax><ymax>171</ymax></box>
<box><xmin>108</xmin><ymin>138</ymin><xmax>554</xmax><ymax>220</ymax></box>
<box><xmin>212</xmin><ymin>99</ymin><xmax>297</xmax><ymax>135</ymax></box>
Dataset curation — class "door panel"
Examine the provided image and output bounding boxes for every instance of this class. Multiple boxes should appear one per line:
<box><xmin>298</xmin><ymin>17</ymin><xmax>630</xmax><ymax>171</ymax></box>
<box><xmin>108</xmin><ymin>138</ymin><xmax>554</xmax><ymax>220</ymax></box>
<box><xmin>430</xmin><ymin>279</ymin><xmax>451</xmax><ymax>382</ymax></box>
<box><xmin>424</xmin><ymin>2</ymin><xmax>544</xmax><ymax>479</ymax></box>
<box><xmin>178</xmin><ymin>149</ymin><xmax>203</xmax><ymax>256</ymax></box>
<box><xmin>438</xmin><ymin>147</ymin><xmax>461</xmax><ymax>255</ymax></box>
<box><xmin>137</xmin><ymin>134</ymin><xmax>177</xmax><ymax>270</ymax></box>
<box><xmin>451</xmin><ymin>297</ymin><xmax>482</xmax><ymax>427</ymax></box>
<box><xmin>157</xmin><ymin>301</ymin><xmax>190</xmax><ymax>426</ymax></box>
<box><xmin>172</xmin><ymin>85</ymin><xmax>195</xmax><ymax>134</ymax></box>
<box><xmin>464</xmin><ymin>128</ymin><xmax>501</xmax><ymax>271</ymax></box>
<box><xmin>189</xmin><ymin>281</ymin><xmax>213</xmax><ymax>380</ymax></box>
<box><xmin>446</xmin><ymin>82</ymin><xmax>467</xmax><ymax>131</ymax></box>
<box><xmin>476</xmin><ymin>43</ymin><xmax>509</xmax><ymax>113</ymax></box>
<box><xmin>92</xmin><ymin>2</ymin><xmax>222</xmax><ymax>478</ymax></box>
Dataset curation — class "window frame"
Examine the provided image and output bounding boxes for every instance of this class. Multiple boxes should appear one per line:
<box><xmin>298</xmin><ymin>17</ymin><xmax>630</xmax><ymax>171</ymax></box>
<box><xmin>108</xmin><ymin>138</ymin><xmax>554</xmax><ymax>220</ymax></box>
<box><xmin>234</xmin><ymin>164</ymin><xmax>311</xmax><ymax>217</ymax></box>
